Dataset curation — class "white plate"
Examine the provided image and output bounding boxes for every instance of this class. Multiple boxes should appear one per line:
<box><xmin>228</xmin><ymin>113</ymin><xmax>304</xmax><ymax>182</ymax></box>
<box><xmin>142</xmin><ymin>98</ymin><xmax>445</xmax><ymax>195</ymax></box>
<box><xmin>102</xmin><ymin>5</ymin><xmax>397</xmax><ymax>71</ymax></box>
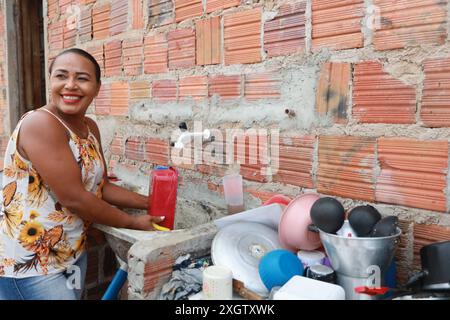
<box><xmin>211</xmin><ymin>221</ymin><xmax>282</xmax><ymax>296</ymax></box>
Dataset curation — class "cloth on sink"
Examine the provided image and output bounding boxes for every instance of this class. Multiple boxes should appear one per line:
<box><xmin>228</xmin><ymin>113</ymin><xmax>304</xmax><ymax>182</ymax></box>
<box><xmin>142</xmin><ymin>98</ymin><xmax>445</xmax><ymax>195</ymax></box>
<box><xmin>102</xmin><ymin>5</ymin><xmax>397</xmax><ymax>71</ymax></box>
<box><xmin>159</xmin><ymin>254</ymin><xmax>212</xmax><ymax>300</ymax></box>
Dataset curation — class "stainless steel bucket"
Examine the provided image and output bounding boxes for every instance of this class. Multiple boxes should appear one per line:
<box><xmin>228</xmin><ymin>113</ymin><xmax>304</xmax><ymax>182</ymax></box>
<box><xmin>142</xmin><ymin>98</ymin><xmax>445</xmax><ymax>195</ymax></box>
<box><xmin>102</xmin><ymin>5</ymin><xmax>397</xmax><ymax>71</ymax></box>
<box><xmin>319</xmin><ymin>228</ymin><xmax>401</xmax><ymax>300</ymax></box>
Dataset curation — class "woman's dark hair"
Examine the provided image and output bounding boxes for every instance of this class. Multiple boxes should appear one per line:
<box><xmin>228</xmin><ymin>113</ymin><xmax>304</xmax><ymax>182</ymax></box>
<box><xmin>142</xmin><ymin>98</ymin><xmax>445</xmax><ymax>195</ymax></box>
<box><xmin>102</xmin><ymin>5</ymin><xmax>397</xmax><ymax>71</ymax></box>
<box><xmin>49</xmin><ymin>48</ymin><xmax>101</xmax><ymax>83</ymax></box>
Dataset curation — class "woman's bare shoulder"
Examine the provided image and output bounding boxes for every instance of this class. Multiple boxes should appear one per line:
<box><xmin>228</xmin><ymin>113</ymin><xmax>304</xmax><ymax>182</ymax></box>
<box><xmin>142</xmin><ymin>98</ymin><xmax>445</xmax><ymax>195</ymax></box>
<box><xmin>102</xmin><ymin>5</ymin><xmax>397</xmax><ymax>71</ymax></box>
<box><xmin>20</xmin><ymin>109</ymin><xmax>68</xmax><ymax>141</ymax></box>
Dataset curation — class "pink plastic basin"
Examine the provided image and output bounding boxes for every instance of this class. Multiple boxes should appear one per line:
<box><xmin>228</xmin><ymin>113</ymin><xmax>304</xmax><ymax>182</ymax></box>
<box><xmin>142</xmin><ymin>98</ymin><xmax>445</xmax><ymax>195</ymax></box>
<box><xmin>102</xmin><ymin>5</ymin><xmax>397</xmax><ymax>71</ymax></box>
<box><xmin>278</xmin><ymin>193</ymin><xmax>322</xmax><ymax>251</ymax></box>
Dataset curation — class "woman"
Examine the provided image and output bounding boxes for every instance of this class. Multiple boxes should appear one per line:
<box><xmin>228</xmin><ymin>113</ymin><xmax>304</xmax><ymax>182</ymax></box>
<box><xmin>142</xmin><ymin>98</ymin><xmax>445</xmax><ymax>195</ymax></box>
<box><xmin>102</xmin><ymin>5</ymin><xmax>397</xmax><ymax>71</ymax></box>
<box><xmin>0</xmin><ymin>48</ymin><xmax>163</xmax><ymax>300</ymax></box>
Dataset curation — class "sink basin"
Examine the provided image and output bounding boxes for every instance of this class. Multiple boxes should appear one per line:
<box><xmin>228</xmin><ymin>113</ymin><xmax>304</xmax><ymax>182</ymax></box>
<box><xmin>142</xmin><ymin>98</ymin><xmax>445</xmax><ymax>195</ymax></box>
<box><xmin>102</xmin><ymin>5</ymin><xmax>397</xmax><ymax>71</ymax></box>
<box><xmin>93</xmin><ymin>224</ymin><xmax>172</xmax><ymax>263</ymax></box>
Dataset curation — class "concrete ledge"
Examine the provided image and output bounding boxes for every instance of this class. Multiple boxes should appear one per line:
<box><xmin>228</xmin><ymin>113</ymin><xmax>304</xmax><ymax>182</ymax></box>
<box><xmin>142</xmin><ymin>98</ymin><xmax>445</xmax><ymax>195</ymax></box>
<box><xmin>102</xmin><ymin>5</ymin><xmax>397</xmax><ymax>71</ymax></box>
<box><xmin>127</xmin><ymin>223</ymin><xmax>218</xmax><ymax>300</ymax></box>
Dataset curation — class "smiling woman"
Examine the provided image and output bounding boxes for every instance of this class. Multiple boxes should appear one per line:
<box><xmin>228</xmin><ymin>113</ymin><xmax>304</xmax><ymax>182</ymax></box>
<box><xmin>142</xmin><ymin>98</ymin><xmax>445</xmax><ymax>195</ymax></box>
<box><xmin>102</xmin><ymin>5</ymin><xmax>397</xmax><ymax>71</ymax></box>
<box><xmin>0</xmin><ymin>48</ymin><xmax>164</xmax><ymax>300</ymax></box>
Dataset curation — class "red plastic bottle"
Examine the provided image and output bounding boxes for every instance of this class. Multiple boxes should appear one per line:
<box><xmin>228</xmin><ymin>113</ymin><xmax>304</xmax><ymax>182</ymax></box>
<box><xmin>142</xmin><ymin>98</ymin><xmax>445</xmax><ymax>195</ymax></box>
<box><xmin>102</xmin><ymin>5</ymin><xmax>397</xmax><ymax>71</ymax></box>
<box><xmin>148</xmin><ymin>166</ymin><xmax>178</xmax><ymax>230</ymax></box>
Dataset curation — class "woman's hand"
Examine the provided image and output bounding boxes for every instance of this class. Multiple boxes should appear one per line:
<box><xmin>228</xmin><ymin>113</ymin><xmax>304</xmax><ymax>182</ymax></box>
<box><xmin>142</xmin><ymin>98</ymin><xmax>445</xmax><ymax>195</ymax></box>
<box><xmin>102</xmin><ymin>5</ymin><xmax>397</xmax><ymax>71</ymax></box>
<box><xmin>131</xmin><ymin>215</ymin><xmax>166</xmax><ymax>231</ymax></box>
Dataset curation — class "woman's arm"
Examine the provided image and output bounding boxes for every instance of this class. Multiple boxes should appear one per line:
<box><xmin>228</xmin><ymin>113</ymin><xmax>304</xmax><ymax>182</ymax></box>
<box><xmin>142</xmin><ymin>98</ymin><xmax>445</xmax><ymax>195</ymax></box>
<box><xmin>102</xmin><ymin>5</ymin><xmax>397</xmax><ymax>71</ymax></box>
<box><xmin>85</xmin><ymin>117</ymin><xmax>151</xmax><ymax>210</ymax></box>
<box><xmin>101</xmin><ymin>182</ymin><xmax>149</xmax><ymax>210</ymax></box>
<box><xmin>19</xmin><ymin>111</ymin><xmax>160</xmax><ymax>230</ymax></box>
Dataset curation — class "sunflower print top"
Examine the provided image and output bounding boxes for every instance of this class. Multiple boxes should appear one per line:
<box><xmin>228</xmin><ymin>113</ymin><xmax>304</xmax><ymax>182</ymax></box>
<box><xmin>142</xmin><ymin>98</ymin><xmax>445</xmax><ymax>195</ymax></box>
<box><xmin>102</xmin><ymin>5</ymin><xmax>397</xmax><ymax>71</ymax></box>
<box><xmin>0</xmin><ymin>108</ymin><xmax>105</xmax><ymax>278</ymax></box>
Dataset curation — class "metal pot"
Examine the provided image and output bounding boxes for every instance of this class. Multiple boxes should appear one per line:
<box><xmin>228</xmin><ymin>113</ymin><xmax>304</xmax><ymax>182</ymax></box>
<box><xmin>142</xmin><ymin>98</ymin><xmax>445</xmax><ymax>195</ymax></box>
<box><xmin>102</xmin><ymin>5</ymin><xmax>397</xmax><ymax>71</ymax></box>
<box><xmin>407</xmin><ymin>240</ymin><xmax>450</xmax><ymax>291</ymax></box>
<box><xmin>318</xmin><ymin>228</ymin><xmax>401</xmax><ymax>300</ymax></box>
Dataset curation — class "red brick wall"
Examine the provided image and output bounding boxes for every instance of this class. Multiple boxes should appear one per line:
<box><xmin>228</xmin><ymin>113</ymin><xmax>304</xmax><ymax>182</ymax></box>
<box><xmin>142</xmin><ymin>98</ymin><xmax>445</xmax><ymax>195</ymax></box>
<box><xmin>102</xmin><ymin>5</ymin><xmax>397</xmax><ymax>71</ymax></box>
<box><xmin>41</xmin><ymin>0</ymin><xmax>450</xmax><ymax>291</ymax></box>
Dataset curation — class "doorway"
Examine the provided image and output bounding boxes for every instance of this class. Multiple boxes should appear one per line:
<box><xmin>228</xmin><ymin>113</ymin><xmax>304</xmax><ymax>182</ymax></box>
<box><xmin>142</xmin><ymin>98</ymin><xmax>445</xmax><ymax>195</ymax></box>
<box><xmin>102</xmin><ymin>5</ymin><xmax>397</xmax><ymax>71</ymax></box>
<box><xmin>5</xmin><ymin>0</ymin><xmax>46</xmax><ymax>129</ymax></box>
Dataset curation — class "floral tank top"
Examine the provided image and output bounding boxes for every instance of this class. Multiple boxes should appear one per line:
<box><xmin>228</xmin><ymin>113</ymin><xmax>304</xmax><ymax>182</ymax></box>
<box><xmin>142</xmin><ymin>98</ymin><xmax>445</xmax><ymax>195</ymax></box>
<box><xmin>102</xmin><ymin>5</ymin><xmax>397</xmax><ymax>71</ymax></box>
<box><xmin>0</xmin><ymin>108</ymin><xmax>105</xmax><ymax>278</ymax></box>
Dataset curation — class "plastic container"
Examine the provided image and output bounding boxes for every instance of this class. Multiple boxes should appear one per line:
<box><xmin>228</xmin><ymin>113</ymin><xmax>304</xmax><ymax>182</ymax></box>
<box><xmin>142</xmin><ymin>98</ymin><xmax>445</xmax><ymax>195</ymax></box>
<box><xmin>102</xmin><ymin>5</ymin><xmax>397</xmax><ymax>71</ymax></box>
<box><xmin>273</xmin><ymin>275</ymin><xmax>346</xmax><ymax>300</ymax></box>
<box><xmin>297</xmin><ymin>250</ymin><xmax>325</xmax><ymax>269</ymax></box>
<box><xmin>222</xmin><ymin>174</ymin><xmax>244</xmax><ymax>214</ymax></box>
<box><xmin>305</xmin><ymin>264</ymin><xmax>336</xmax><ymax>283</ymax></box>
<box><xmin>148</xmin><ymin>166</ymin><xmax>178</xmax><ymax>230</ymax></box>
<box><xmin>202</xmin><ymin>265</ymin><xmax>233</xmax><ymax>300</ymax></box>
<box><xmin>258</xmin><ymin>249</ymin><xmax>304</xmax><ymax>291</ymax></box>
<box><xmin>278</xmin><ymin>193</ymin><xmax>322</xmax><ymax>251</ymax></box>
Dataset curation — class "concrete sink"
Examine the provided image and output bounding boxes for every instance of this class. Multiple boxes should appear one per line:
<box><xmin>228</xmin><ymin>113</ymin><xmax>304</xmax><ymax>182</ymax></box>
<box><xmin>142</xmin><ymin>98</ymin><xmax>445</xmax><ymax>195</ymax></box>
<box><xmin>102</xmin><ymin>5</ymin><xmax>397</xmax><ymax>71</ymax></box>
<box><xmin>93</xmin><ymin>224</ymin><xmax>172</xmax><ymax>263</ymax></box>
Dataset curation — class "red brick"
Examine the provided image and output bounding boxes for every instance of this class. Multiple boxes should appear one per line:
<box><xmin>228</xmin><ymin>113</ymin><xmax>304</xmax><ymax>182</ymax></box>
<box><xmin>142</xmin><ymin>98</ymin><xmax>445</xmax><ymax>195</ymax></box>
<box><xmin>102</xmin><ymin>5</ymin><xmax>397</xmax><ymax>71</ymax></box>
<box><xmin>312</xmin><ymin>0</ymin><xmax>364</xmax><ymax>51</ymax></box>
<box><xmin>224</xmin><ymin>8</ymin><xmax>261</xmax><ymax>65</ymax></box>
<box><xmin>93</xmin><ymin>3</ymin><xmax>110</xmax><ymax>40</ymax></box>
<box><xmin>48</xmin><ymin>0</ymin><xmax>58</xmax><ymax>20</ymax></box>
<box><xmin>145</xmin><ymin>137</ymin><xmax>169</xmax><ymax>165</ymax></box>
<box><xmin>376</xmin><ymin>138</ymin><xmax>448</xmax><ymax>212</ymax></box>
<box><xmin>240</xmin><ymin>166</ymin><xmax>269</xmax><ymax>183</ymax></box>
<box><xmin>152</xmin><ymin>80</ymin><xmax>177</xmax><ymax>102</ymax></box>
<box><xmin>229</xmin><ymin>132</ymin><xmax>269</xmax><ymax>182</ymax></box>
<box><xmin>317</xmin><ymin>135</ymin><xmax>376</xmax><ymax>202</ymax></box>
<box><xmin>316</xmin><ymin>62</ymin><xmax>351</xmax><ymax>123</ymax></box>
<box><xmin>209</xmin><ymin>75</ymin><xmax>241</xmax><ymax>100</ymax></box>
<box><xmin>353</xmin><ymin>61</ymin><xmax>416</xmax><ymax>124</ymax></box>
<box><xmin>182</xmin><ymin>131</ymin><xmax>226</xmax><ymax>172</ymax></box>
<box><xmin>95</xmin><ymin>83</ymin><xmax>111</xmax><ymax>115</ymax></box>
<box><xmin>78</xmin><ymin>7</ymin><xmax>92</xmax><ymax>43</ymax></box>
<box><xmin>132</xmin><ymin>0</ymin><xmax>145</xmax><ymax>29</ymax></box>
<box><xmin>110</xmin><ymin>135</ymin><xmax>125</xmax><ymax>156</ymax></box>
<box><xmin>48</xmin><ymin>20</ymin><xmax>64</xmax><ymax>52</ymax></box>
<box><xmin>125</xmin><ymin>137</ymin><xmax>145</xmax><ymax>161</ymax></box>
<box><xmin>373</xmin><ymin>0</ymin><xmax>447</xmax><ymax>51</ymax></box>
<box><xmin>196</xmin><ymin>17</ymin><xmax>221</xmax><ymax>66</ymax></box>
<box><xmin>63</xmin><ymin>20</ymin><xmax>77</xmax><ymax>48</ymax></box>
<box><xmin>86</xmin><ymin>44</ymin><xmax>104</xmax><ymax>76</ymax></box>
<box><xmin>144</xmin><ymin>34</ymin><xmax>168</xmax><ymax>74</ymax></box>
<box><xmin>104</xmin><ymin>40</ymin><xmax>123</xmax><ymax>77</ymax></box>
<box><xmin>110</xmin><ymin>0</ymin><xmax>128</xmax><ymax>36</ymax></box>
<box><xmin>111</xmin><ymin>82</ymin><xmax>129</xmax><ymax>116</ymax></box>
<box><xmin>197</xmin><ymin>163</ymin><xmax>228</xmax><ymax>177</ymax></box>
<box><xmin>245</xmin><ymin>189</ymin><xmax>281</xmax><ymax>204</ymax></box>
<box><xmin>273</xmin><ymin>136</ymin><xmax>315</xmax><ymax>188</ymax></box>
<box><xmin>130</xmin><ymin>81</ymin><xmax>151</xmax><ymax>102</ymax></box>
<box><xmin>421</xmin><ymin>58</ymin><xmax>450</xmax><ymax>127</ymax></box>
<box><xmin>179</xmin><ymin>76</ymin><xmax>208</xmax><ymax>101</ymax></box>
<box><xmin>148</xmin><ymin>0</ymin><xmax>174</xmax><ymax>28</ymax></box>
<box><xmin>264</xmin><ymin>2</ymin><xmax>306</xmax><ymax>57</ymax></box>
<box><xmin>59</xmin><ymin>0</ymin><xmax>72</xmax><ymax>14</ymax></box>
<box><xmin>244</xmin><ymin>72</ymin><xmax>281</xmax><ymax>100</ymax></box>
<box><xmin>168</xmin><ymin>28</ymin><xmax>196</xmax><ymax>69</ymax></box>
<box><xmin>175</xmin><ymin>0</ymin><xmax>203</xmax><ymax>22</ymax></box>
<box><xmin>206</xmin><ymin>0</ymin><xmax>240</xmax><ymax>13</ymax></box>
<box><xmin>123</xmin><ymin>38</ymin><xmax>143</xmax><ymax>76</ymax></box>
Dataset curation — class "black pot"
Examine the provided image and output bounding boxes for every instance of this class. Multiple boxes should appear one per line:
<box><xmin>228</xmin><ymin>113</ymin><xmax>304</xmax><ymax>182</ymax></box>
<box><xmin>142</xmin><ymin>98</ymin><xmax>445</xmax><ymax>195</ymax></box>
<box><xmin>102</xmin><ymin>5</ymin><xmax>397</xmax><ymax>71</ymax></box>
<box><xmin>407</xmin><ymin>240</ymin><xmax>450</xmax><ymax>291</ymax></box>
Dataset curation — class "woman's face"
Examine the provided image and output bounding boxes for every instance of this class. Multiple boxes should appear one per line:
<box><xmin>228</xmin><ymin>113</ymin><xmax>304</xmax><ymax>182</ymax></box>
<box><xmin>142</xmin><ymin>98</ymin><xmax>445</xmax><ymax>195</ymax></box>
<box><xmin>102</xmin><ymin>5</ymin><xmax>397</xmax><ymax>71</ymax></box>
<box><xmin>49</xmin><ymin>52</ymin><xmax>100</xmax><ymax>116</ymax></box>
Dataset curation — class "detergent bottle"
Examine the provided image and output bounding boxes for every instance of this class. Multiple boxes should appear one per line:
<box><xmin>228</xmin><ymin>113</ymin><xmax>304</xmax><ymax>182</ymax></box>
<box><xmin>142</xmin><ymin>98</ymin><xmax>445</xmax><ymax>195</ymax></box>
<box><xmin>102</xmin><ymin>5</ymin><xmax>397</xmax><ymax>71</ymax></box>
<box><xmin>148</xmin><ymin>166</ymin><xmax>178</xmax><ymax>230</ymax></box>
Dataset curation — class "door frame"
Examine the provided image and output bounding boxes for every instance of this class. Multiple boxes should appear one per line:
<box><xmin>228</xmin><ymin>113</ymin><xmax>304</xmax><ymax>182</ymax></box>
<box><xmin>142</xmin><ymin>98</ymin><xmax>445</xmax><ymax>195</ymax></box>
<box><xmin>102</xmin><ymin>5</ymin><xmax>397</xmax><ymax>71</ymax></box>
<box><xmin>5</xmin><ymin>0</ymin><xmax>46</xmax><ymax>133</ymax></box>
